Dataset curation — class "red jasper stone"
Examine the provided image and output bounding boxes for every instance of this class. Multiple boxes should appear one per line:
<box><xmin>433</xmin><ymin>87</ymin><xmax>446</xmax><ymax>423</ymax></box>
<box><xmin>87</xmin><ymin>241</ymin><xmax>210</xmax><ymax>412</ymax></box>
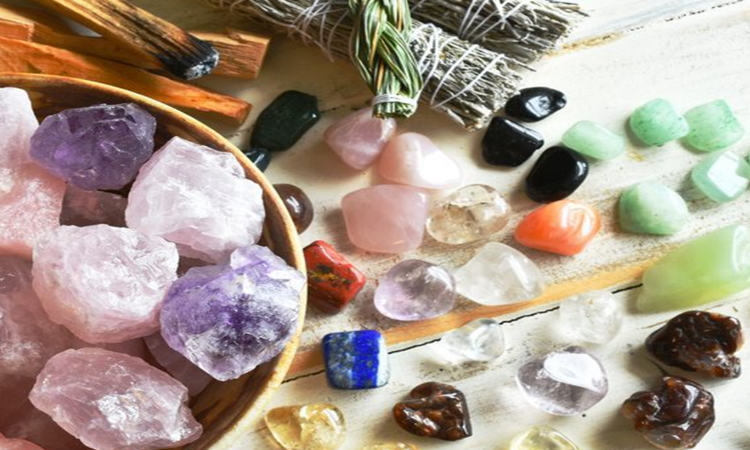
<box><xmin>514</xmin><ymin>199</ymin><xmax>601</xmax><ymax>256</ymax></box>
<box><xmin>303</xmin><ymin>240</ymin><xmax>366</xmax><ymax>313</ymax></box>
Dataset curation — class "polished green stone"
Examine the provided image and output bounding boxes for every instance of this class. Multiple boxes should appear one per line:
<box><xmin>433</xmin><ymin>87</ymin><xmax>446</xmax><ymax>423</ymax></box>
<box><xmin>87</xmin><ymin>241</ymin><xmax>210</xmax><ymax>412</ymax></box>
<box><xmin>629</xmin><ymin>98</ymin><xmax>689</xmax><ymax>146</ymax></box>
<box><xmin>683</xmin><ymin>100</ymin><xmax>744</xmax><ymax>152</ymax></box>
<box><xmin>691</xmin><ymin>151</ymin><xmax>750</xmax><ymax>203</ymax></box>
<box><xmin>251</xmin><ymin>90</ymin><xmax>321</xmax><ymax>151</ymax></box>
<box><xmin>510</xmin><ymin>426</ymin><xmax>580</xmax><ymax>450</ymax></box>
<box><xmin>637</xmin><ymin>224</ymin><xmax>750</xmax><ymax>312</ymax></box>
<box><xmin>561</xmin><ymin>121</ymin><xmax>625</xmax><ymax>160</ymax></box>
<box><xmin>618</xmin><ymin>181</ymin><xmax>688</xmax><ymax>235</ymax></box>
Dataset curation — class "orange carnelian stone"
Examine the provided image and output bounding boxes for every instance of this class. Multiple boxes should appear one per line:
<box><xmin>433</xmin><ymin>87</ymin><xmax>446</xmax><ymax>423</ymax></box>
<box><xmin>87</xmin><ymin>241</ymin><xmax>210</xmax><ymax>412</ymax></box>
<box><xmin>514</xmin><ymin>200</ymin><xmax>601</xmax><ymax>256</ymax></box>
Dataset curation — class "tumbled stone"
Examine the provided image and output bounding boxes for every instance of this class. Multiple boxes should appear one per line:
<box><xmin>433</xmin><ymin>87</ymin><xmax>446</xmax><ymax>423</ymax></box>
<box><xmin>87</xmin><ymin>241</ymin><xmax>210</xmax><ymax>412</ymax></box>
<box><xmin>375</xmin><ymin>260</ymin><xmax>456</xmax><ymax>321</ymax></box>
<box><xmin>378</xmin><ymin>133</ymin><xmax>461</xmax><ymax>190</ymax></box>
<box><xmin>618</xmin><ymin>181</ymin><xmax>689</xmax><ymax>235</ymax></box>
<box><xmin>558</xmin><ymin>291</ymin><xmax>623</xmax><ymax>344</ymax></box>
<box><xmin>60</xmin><ymin>185</ymin><xmax>127</xmax><ymax>227</ymax></box>
<box><xmin>304</xmin><ymin>240</ymin><xmax>366</xmax><ymax>313</ymax></box>
<box><xmin>323</xmin><ymin>330</ymin><xmax>389</xmax><ymax>389</ymax></box>
<box><xmin>454</xmin><ymin>242</ymin><xmax>544</xmax><ymax>306</ymax></box>
<box><xmin>509</xmin><ymin>426</ymin><xmax>580</xmax><ymax>450</ymax></box>
<box><xmin>435</xmin><ymin>318</ymin><xmax>504</xmax><ymax>364</ymax></box>
<box><xmin>684</xmin><ymin>100</ymin><xmax>744</xmax><ymax>152</ymax></box>
<box><xmin>243</xmin><ymin>147</ymin><xmax>271</xmax><ymax>172</ymax></box>
<box><xmin>0</xmin><ymin>87</ymin><xmax>38</xmax><ymax>166</ymax></box>
<box><xmin>481</xmin><ymin>117</ymin><xmax>544</xmax><ymax>166</ymax></box>
<box><xmin>362</xmin><ymin>444</ymin><xmax>417</xmax><ymax>450</ymax></box>
<box><xmin>160</xmin><ymin>245</ymin><xmax>305</xmax><ymax>381</ymax></box>
<box><xmin>638</xmin><ymin>224</ymin><xmax>750</xmax><ymax>312</ymax></box>
<box><xmin>0</xmin><ymin>436</ymin><xmax>46</xmax><ymax>450</ymax></box>
<box><xmin>691</xmin><ymin>151</ymin><xmax>750</xmax><ymax>203</ymax></box>
<box><xmin>274</xmin><ymin>183</ymin><xmax>314</xmax><ymax>233</ymax></box>
<box><xmin>561</xmin><ymin>121</ymin><xmax>625</xmax><ymax>160</ymax></box>
<box><xmin>144</xmin><ymin>333</ymin><xmax>213</xmax><ymax>396</ymax></box>
<box><xmin>251</xmin><ymin>91</ymin><xmax>321</xmax><ymax>151</ymax></box>
<box><xmin>126</xmin><ymin>137</ymin><xmax>265</xmax><ymax>263</ymax></box>
<box><xmin>504</xmin><ymin>87</ymin><xmax>567</xmax><ymax>122</ymax></box>
<box><xmin>265</xmin><ymin>404</ymin><xmax>346</xmax><ymax>450</ymax></box>
<box><xmin>325</xmin><ymin>107</ymin><xmax>397</xmax><ymax>170</ymax></box>
<box><xmin>29</xmin><ymin>348</ymin><xmax>202</xmax><ymax>450</ymax></box>
<box><xmin>525</xmin><ymin>146</ymin><xmax>589</xmax><ymax>203</ymax></box>
<box><xmin>629</xmin><ymin>98</ymin><xmax>689</xmax><ymax>146</ymax></box>
<box><xmin>393</xmin><ymin>382</ymin><xmax>472</xmax><ymax>441</ymax></box>
<box><xmin>32</xmin><ymin>225</ymin><xmax>179</xmax><ymax>343</ymax></box>
<box><xmin>515</xmin><ymin>200</ymin><xmax>601</xmax><ymax>256</ymax></box>
<box><xmin>516</xmin><ymin>346</ymin><xmax>608</xmax><ymax>415</ymax></box>
<box><xmin>30</xmin><ymin>103</ymin><xmax>156</xmax><ymax>190</ymax></box>
<box><xmin>426</xmin><ymin>185</ymin><xmax>511</xmax><ymax>245</ymax></box>
<box><xmin>341</xmin><ymin>185</ymin><xmax>429</xmax><ymax>254</ymax></box>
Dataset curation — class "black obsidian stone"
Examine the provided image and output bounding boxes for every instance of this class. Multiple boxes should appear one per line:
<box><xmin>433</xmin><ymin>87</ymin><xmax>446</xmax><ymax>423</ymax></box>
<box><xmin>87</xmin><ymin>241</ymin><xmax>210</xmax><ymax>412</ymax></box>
<box><xmin>525</xmin><ymin>146</ymin><xmax>588</xmax><ymax>203</ymax></box>
<box><xmin>243</xmin><ymin>147</ymin><xmax>271</xmax><ymax>172</ymax></box>
<box><xmin>482</xmin><ymin>117</ymin><xmax>544</xmax><ymax>167</ymax></box>
<box><xmin>505</xmin><ymin>87</ymin><xmax>567</xmax><ymax>122</ymax></box>
<box><xmin>251</xmin><ymin>90</ymin><xmax>321</xmax><ymax>151</ymax></box>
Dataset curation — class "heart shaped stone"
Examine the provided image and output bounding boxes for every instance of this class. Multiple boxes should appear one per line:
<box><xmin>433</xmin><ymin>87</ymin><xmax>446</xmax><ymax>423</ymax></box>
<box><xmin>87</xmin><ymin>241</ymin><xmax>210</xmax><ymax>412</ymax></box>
<box><xmin>392</xmin><ymin>382</ymin><xmax>472</xmax><ymax>441</ymax></box>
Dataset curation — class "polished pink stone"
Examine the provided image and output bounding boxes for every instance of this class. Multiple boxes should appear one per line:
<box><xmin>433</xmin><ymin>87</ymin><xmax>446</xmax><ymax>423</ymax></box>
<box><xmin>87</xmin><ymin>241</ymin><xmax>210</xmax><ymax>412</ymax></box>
<box><xmin>378</xmin><ymin>132</ymin><xmax>462</xmax><ymax>190</ymax></box>
<box><xmin>0</xmin><ymin>88</ymin><xmax>38</xmax><ymax>167</ymax></box>
<box><xmin>0</xmin><ymin>436</ymin><xmax>46</xmax><ymax>450</ymax></box>
<box><xmin>144</xmin><ymin>333</ymin><xmax>212</xmax><ymax>396</ymax></box>
<box><xmin>60</xmin><ymin>185</ymin><xmax>127</xmax><ymax>227</ymax></box>
<box><xmin>341</xmin><ymin>185</ymin><xmax>429</xmax><ymax>254</ymax></box>
<box><xmin>324</xmin><ymin>107</ymin><xmax>396</xmax><ymax>170</ymax></box>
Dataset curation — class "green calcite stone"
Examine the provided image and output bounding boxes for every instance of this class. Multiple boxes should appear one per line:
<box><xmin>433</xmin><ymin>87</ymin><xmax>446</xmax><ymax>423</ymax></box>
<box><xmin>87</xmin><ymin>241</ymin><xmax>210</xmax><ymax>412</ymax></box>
<box><xmin>561</xmin><ymin>121</ymin><xmax>625</xmax><ymax>160</ymax></box>
<box><xmin>618</xmin><ymin>181</ymin><xmax>688</xmax><ymax>235</ymax></box>
<box><xmin>683</xmin><ymin>100</ymin><xmax>744</xmax><ymax>152</ymax></box>
<box><xmin>510</xmin><ymin>426</ymin><xmax>580</xmax><ymax>450</ymax></box>
<box><xmin>637</xmin><ymin>224</ymin><xmax>750</xmax><ymax>312</ymax></box>
<box><xmin>629</xmin><ymin>98</ymin><xmax>689</xmax><ymax>146</ymax></box>
<box><xmin>690</xmin><ymin>151</ymin><xmax>750</xmax><ymax>202</ymax></box>
<box><xmin>251</xmin><ymin>90</ymin><xmax>321</xmax><ymax>151</ymax></box>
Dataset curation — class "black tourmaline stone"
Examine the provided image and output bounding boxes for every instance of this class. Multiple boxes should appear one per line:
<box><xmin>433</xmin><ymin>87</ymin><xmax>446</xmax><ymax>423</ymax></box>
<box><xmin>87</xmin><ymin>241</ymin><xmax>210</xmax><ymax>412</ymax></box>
<box><xmin>482</xmin><ymin>117</ymin><xmax>544</xmax><ymax>167</ymax></box>
<box><xmin>243</xmin><ymin>147</ymin><xmax>271</xmax><ymax>172</ymax></box>
<box><xmin>525</xmin><ymin>146</ymin><xmax>588</xmax><ymax>203</ymax></box>
<box><xmin>505</xmin><ymin>87</ymin><xmax>567</xmax><ymax>122</ymax></box>
<box><xmin>251</xmin><ymin>90</ymin><xmax>321</xmax><ymax>151</ymax></box>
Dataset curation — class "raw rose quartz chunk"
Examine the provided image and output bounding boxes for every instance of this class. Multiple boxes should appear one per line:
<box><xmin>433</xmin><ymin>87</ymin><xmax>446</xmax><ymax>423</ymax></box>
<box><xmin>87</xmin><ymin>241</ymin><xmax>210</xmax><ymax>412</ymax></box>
<box><xmin>0</xmin><ymin>88</ymin><xmax>38</xmax><ymax>167</ymax></box>
<box><xmin>32</xmin><ymin>225</ymin><xmax>179</xmax><ymax>343</ymax></box>
<box><xmin>144</xmin><ymin>333</ymin><xmax>212</xmax><ymax>396</ymax></box>
<box><xmin>0</xmin><ymin>375</ymin><xmax>35</xmax><ymax>430</ymax></box>
<box><xmin>378</xmin><ymin>132</ymin><xmax>462</xmax><ymax>190</ymax></box>
<box><xmin>126</xmin><ymin>137</ymin><xmax>265</xmax><ymax>263</ymax></box>
<box><xmin>99</xmin><ymin>339</ymin><xmax>148</xmax><ymax>360</ymax></box>
<box><xmin>0</xmin><ymin>436</ymin><xmax>46</xmax><ymax>450</ymax></box>
<box><xmin>2</xmin><ymin>401</ymin><xmax>90</xmax><ymax>450</ymax></box>
<box><xmin>60</xmin><ymin>185</ymin><xmax>127</xmax><ymax>227</ymax></box>
<box><xmin>324</xmin><ymin>107</ymin><xmax>396</xmax><ymax>169</ymax></box>
<box><xmin>29</xmin><ymin>348</ymin><xmax>201</xmax><ymax>450</ymax></box>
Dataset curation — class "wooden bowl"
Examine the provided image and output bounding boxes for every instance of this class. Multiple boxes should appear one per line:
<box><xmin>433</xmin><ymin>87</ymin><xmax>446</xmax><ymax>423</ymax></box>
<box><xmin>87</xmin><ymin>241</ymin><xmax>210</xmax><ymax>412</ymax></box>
<box><xmin>0</xmin><ymin>73</ymin><xmax>306</xmax><ymax>450</ymax></box>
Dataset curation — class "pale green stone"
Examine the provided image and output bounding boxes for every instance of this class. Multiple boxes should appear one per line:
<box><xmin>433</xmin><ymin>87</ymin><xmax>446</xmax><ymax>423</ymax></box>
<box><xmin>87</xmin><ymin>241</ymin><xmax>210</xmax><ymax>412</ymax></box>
<box><xmin>637</xmin><ymin>224</ymin><xmax>750</xmax><ymax>312</ymax></box>
<box><xmin>618</xmin><ymin>181</ymin><xmax>688</xmax><ymax>235</ymax></box>
<box><xmin>629</xmin><ymin>98</ymin><xmax>689</xmax><ymax>146</ymax></box>
<box><xmin>510</xmin><ymin>426</ymin><xmax>580</xmax><ymax>450</ymax></box>
<box><xmin>684</xmin><ymin>100</ymin><xmax>744</xmax><ymax>152</ymax></box>
<box><xmin>690</xmin><ymin>151</ymin><xmax>750</xmax><ymax>203</ymax></box>
<box><xmin>561</xmin><ymin>121</ymin><xmax>625</xmax><ymax>160</ymax></box>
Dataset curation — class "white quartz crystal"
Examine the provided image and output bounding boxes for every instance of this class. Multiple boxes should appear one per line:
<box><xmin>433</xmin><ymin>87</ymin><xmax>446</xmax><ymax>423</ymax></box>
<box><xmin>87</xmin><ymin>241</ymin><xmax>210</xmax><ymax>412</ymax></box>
<box><xmin>435</xmin><ymin>318</ymin><xmax>505</xmax><ymax>364</ymax></box>
<box><xmin>558</xmin><ymin>291</ymin><xmax>624</xmax><ymax>344</ymax></box>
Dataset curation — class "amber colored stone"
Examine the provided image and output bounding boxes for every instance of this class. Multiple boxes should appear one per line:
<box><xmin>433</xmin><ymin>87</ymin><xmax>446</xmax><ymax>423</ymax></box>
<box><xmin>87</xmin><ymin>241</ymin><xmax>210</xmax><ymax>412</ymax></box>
<box><xmin>265</xmin><ymin>403</ymin><xmax>346</xmax><ymax>450</ymax></box>
<box><xmin>304</xmin><ymin>241</ymin><xmax>366</xmax><ymax>313</ymax></box>
<box><xmin>514</xmin><ymin>199</ymin><xmax>601</xmax><ymax>256</ymax></box>
<box><xmin>274</xmin><ymin>183</ymin><xmax>314</xmax><ymax>233</ymax></box>
<box><xmin>393</xmin><ymin>382</ymin><xmax>472</xmax><ymax>441</ymax></box>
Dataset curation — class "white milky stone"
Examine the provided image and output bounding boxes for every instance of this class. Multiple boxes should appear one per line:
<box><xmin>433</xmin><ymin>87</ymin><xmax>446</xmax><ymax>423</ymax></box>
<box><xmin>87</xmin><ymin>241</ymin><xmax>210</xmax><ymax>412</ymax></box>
<box><xmin>558</xmin><ymin>291</ymin><xmax>624</xmax><ymax>344</ymax></box>
<box><xmin>435</xmin><ymin>318</ymin><xmax>505</xmax><ymax>364</ymax></box>
<box><xmin>126</xmin><ymin>137</ymin><xmax>265</xmax><ymax>263</ymax></box>
<box><xmin>454</xmin><ymin>242</ymin><xmax>545</xmax><ymax>305</ymax></box>
<box><xmin>0</xmin><ymin>88</ymin><xmax>38</xmax><ymax>166</ymax></box>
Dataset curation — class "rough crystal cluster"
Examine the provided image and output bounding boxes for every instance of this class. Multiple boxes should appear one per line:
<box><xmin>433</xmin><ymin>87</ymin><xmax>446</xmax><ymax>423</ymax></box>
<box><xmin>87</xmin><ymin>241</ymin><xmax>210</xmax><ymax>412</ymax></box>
<box><xmin>558</xmin><ymin>291</ymin><xmax>623</xmax><ymax>344</ymax></box>
<box><xmin>32</xmin><ymin>225</ymin><xmax>179</xmax><ymax>343</ymax></box>
<box><xmin>144</xmin><ymin>333</ymin><xmax>213</xmax><ymax>396</ymax></box>
<box><xmin>374</xmin><ymin>260</ymin><xmax>456</xmax><ymax>321</ymax></box>
<box><xmin>0</xmin><ymin>88</ymin><xmax>38</xmax><ymax>166</ymax></box>
<box><xmin>426</xmin><ymin>185</ymin><xmax>511</xmax><ymax>245</ymax></box>
<box><xmin>126</xmin><ymin>137</ymin><xmax>265</xmax><ymax>263</ymax></box>
<box><xmin>60</xmin><ymin>185</ymin><xmax>128</xmax><ymax>227</ymax></box>
<box><xmin>325</xmin><ymin>107</ymin><xmax>396</xmax><ymax>169</ymax></box>
<box><xmin>30</xmin><ymin>103</ymin><xmax>156</xmax><ymax>190</ymax></box>
<box><xmin>393</xmin><ymin>382</ymin><xmax>472</xmax><ymax>441</ymax></box>
<box><xmin>264</xmin><ymin>403</ymin><xmax>346</xmax><ymax>450</ymax></box>
<box><xmin>435</xmin><ymin>318</ymin><xmax>505</xmax><ymax>364</ymax></box>
<box><xmin>160</xmin><ymin>245</ymin><xmax>305</xmax><ymax>381</ymax></box>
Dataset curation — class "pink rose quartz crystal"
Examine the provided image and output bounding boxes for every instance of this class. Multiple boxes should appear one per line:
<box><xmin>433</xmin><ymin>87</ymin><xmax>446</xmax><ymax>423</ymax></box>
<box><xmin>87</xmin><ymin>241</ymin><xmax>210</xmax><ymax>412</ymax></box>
<box><xmin>324</xmin><ymin>107</ymin><xmax>396</xmax><ymax>169</ymax></box>
<box><xmin>144</xmin><ymin>333</ymin><xmax>212</xmax><ymax>396</ymax></box>
<box><xmin>2</xmin><ymin>401</ymin><xmax>90</xmax><ymax>450</ymax></box>
<box><xmin>29</xmin><ymin>348</ymin><xmax>202</xmax><ymax>450</ymax></box>
<box><xmin>0</xmin><ymin>88</ymin><xmax>38</xmax><ymax>167</ymax></box>
<box><xmin>60</xmin><ymin>185</ymin><xmax>127</xmax><ymax>227</ymax></box>
<box><xmin>378</xmin><ymin>132</ymin><xmax>462</xmax><ymax>190</ymax></box>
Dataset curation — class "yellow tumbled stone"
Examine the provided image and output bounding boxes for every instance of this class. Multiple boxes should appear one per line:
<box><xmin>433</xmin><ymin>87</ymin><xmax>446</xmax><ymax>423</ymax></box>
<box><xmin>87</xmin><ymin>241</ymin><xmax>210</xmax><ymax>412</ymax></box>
<box><xmin>362</xmin><ymin>444</ymin><xmax>418</xmax><ymax>450</ymax></box>
<box><xmin>510</xmin><ymin>426</ymin><xmax>580</xmax><ymax>450</ymax></box>
<box><xmin>265</xmin><ymin>403</ymin><xmax>346</xmax><ymax>450</ymax></box>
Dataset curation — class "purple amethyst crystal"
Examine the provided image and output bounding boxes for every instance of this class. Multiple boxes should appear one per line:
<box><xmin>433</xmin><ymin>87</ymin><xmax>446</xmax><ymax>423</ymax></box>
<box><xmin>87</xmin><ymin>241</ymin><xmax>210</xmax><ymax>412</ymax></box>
<box><xmin>30</xmin><ymin>103</ymin><xmax>156</xmax><ymax>190</ymax></box>
<box><xmin>160</xmin><ymin>245</ymin><xmax>306</xmax><ymax>381</ymax></box>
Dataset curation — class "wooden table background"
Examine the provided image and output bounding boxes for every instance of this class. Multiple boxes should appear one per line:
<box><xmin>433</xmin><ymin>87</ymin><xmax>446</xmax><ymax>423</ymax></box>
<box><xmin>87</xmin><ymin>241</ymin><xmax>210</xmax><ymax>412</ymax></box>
<box><xmin>138</xmin><ymin>0</ymin><xmax>750</xmax><ymax>448</ymax></box>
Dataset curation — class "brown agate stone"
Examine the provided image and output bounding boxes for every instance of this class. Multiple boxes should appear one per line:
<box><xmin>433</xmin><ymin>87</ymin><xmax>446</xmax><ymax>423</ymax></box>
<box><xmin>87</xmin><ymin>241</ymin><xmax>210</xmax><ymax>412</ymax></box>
<box><xmin>393</xmin><ymin>382</ymin><xmax>472</xmax><ymax>441</ymax></box>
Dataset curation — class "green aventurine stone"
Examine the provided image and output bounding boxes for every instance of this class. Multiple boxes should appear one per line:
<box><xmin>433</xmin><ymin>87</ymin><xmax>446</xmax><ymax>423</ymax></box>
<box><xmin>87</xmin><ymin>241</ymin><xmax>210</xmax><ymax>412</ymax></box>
<box><xmin>618</xmin><ymin>181</ymin><xmax>688</xmax><ymax>235</ymax></box>
<box><xmin>691</xmin><ymin>151</ymin><xmax>750</xmax><ymax>202</ymax></box>
<box><xmin>251</xmin><ymin>90</ymin><xmax>321</xmax><ymax>151</ymax></box>
<box><xmin>629</xmin><ymin>98</ymin><xmax>689</xmax><ymax>146</ymax></box>
<box><xmin>561</xmin><ymin>121</ymin><xmax>625</xmax><ymax>160</ymax></box>
<box><xmin>637</xmin><ymin>224</ymin><xmax>750</xmax><ymax>312</ymax></box>
<box><xmin>683</xmin><ymin>100</ymin><xmax>744</xmax><ymax>152</ymax></box>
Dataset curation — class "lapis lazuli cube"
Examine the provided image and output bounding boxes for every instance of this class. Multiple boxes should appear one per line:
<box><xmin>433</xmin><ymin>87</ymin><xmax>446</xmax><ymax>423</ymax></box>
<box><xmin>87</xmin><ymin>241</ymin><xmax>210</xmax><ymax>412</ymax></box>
<box><xmin>322</xmin><ymin>330</ymin><xmax>389</xmax><ymax>389</ymax></box>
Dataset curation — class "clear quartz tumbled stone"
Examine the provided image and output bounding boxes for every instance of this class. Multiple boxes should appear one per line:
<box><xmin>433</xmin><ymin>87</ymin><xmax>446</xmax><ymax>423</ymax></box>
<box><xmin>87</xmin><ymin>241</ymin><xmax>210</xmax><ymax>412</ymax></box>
<box><xmin>558</xmin><ymin>291</ymin><xmax>624</xmax><ymax>344</ymax></box>
<box><xmin>435</xmin><ymin>318</ymin><xmax>505</xmax><ymax>364</ymax></box>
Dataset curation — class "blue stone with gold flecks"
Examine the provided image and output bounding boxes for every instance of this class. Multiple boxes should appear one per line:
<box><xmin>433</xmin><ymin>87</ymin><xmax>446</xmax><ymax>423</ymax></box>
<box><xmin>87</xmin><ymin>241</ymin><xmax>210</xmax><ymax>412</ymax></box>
<box><xmin>322</xmin><ymin>330</ymin><xmax>389</xmax><ymax>389</ymax></box>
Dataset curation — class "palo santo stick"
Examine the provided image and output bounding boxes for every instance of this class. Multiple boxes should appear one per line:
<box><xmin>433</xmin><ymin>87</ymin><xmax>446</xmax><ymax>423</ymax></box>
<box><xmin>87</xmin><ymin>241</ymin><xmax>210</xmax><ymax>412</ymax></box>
<box><xmin>30</xmin><ymin>0</ymin><xmax>218</xmax><ymax>80</ymax></box>
<box><xmin>191</xmin><ymin>30</ymin><xmax>269</xmax><ymax>79</ymax></box>
<box><xmin>0</xmin><ymin>17</ymin><xmax>33</xmax><ymax>40</ymax></box>
<box><xmin>0</xmin><ymin>36</ymin><xmax>250</xmax><ymax>123</ymax></box>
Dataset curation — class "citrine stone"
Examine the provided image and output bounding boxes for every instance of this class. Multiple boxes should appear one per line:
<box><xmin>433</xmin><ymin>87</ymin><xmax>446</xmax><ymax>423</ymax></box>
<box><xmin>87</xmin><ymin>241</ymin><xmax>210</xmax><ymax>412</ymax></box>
<box><xmin>504</xmin><ymin>87</ymin><xmax>567</xmax><ymax>122</ymax></box>
<box><xmin>525</xmin><ymin>146</ymin><xmax>589</xmax><ymax>203</ymax></box>
<box><xmin>515</xmin><ymin>199</ymin><xmax>601</xmax><ymax>256</ymax></box>
<box><xmin>561</xmin><ymin>121</ymin><xmax>625</xmax><ymax>160</ymax></box>
<box><xmin>618</xmin><ymin>181</ymin><xmax>689</xmax><ymax>235</ymax></box>
<box><xmin>509</xmin><ymin>426</ymin><xmax>580</xmax><ymax>450</ymax></box>
<box><xmin>426</xmin><ymin>185</ymin><xmax>511</xmax><ymax>245</ymax></box>
<box><xmin>265</xmin><ymin>404</ymin><xmax>346</xmax><ymax>450</ymax></box>
<box><xmin>243</xmin><ymin>147</ymin><xmax>271</xmax><ymax>172</ymax></box>
<box><xmin>251</xmin><ymin>91</ymin><xmax>321</xmax><ymax>151</ymax></box>
<box><xmin>362</xmin><ymin>444</ymin><xmax>417</xmax><ymax>450</ymax></box>
<box><xmin>481</xmin><ymin>117</ymin><xmax>544</xmax><ymax>167</ymax></box>
<box><xmin>691</xmin><ymin>151</ymin><xmax>750</xmax><ymax>203</ymax></box>
<box><xmin>683</xmin><ymin>100</ymin><xmax>744</xmax><ymax>152</ymax></box>
<box><xmin>629</xmin><ymin>98</ymin><xmax>689</xmax><ymax>146</ymax></box>
<box><xmin>637</xmin><ymin>224</ymin><xmax>750</xmax><ymax>312</ymax></box>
